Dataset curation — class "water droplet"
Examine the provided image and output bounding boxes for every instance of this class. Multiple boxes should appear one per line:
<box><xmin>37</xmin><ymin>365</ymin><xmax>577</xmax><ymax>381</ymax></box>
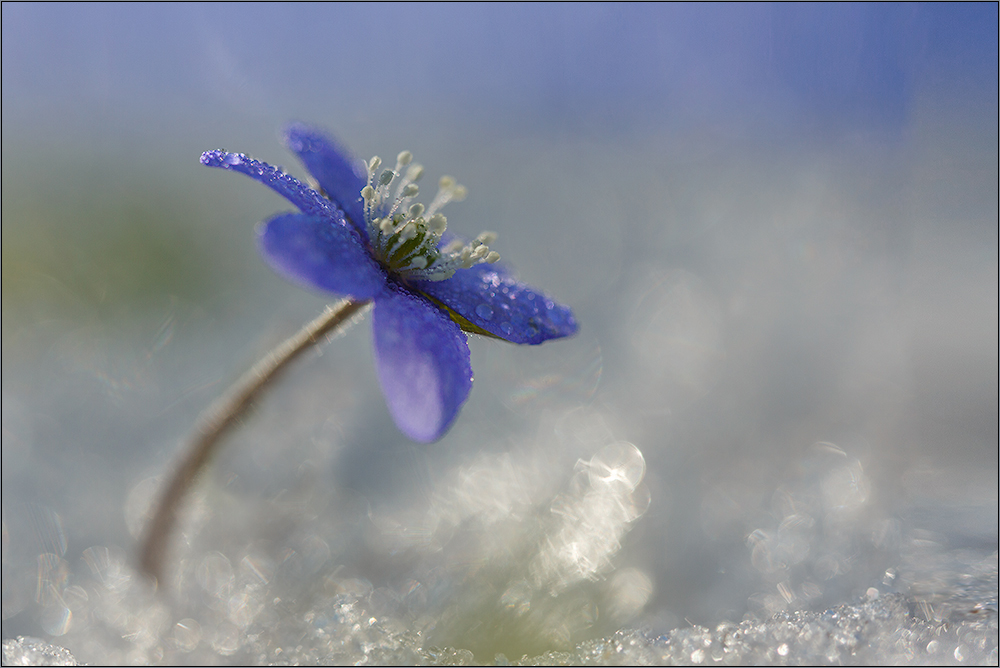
<box><xmin>224</xmin><ymin>153</ymin><xmax>243</xmax><ymax>166</ymax></box>
<box><xmin>475</xmin><ymin>304</ymin><xmax>494</xmax><ymax>320</ymax></box>
<box><xmin>500</xmin><ymin>322</ymin><xmax>513</xmax><ymax>335</ymax></box>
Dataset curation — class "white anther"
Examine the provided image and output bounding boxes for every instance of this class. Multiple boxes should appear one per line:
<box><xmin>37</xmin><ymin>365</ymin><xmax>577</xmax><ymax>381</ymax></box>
<box><xmin>471</xmin><ymin>245</ymin><xmax>488</xmax><ymax>260</ymax></box>
<box><xmin>379</xmin><ymin>218</ymin><xmax>395</xmax><ymax>233</ymax></box>
<box><xmin>476</xmin><ymin>231</ymin><xmax>498</xmax><ymax>245</ymax></box>
<box><xmin>485</xmin><ymin>251</ymin><xmax>501</xmax><ymax>264</ymax></box>
<box><xmin>409</xmin><ymin>256</ymin><xmax>428</xmax><ymax>270</ymax></box>
<box><xmin>451</xmin><ymin>185</ymin><xmax>468</xmax><ymax>201</ymax></box>
<box><xmin>397</xmin><ymin>151</ymin><xmax>412</xmax><ymax>166</ymax></box>
<box><xmin>406</xmin><ymin>164</ymin><xmax>424</xmax><ymax>181</ymax></box>
<box><xmin>427</xmin><ymin>179</ymin><xmax>465</xmax><ymax>217</ymax></box>
<box><xmin>399</xmin><ymin>222</ymin><xmax>418</xmax><ymax>242</ymax></box>
<box><xmin>408</xmin><ymin>203</ymin><xmax>425</xmax><ymax>218</ymax></box>
<box><xmin>368</xmin><ymin>156</ymin><xmax>382</xmax><ymax>172</ymax></box>
<box><xmin>361</xmin><ymin>185</ymin><xmax>375</xmax><ymax>201</ymax></box>
<box><xmin>379</xmin><ymin>170</ymin><xmax>394</xmax><ymax>186</ymax></box>
<box><xmin>428</xmin><ymin>213</ymin><xmax>447</xmax><ymax>235</ymax></box>
<box><xmin>402</xmin><ymin>183</ymin><xmax>419</xmax><ymax>197</ymax></box>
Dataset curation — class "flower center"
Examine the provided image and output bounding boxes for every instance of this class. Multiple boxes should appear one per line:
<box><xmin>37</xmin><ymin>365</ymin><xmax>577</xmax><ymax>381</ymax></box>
<box><xmin>361</xmin><ymin>151</ymin><xmax>500</xmax><ymax>282</ymax></box>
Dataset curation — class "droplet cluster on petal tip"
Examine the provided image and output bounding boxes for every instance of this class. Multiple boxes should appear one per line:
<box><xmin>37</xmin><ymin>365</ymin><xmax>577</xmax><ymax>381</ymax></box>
<box><xmin>361</xmin><ymin>150</ymin><xmax>500</xmax><ymax>282</ymax></box>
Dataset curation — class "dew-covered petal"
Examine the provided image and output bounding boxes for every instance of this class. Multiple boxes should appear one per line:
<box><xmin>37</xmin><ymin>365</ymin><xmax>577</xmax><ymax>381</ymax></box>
<box><xmin>258</xmin><ymin>213</ymin><xmax>386</xmax><ymax>299</ymax></box>
<box><xmin>371</xmin><ymin>286</ymin><xmax>473</xmax><ymax>442</ymax></box>
<box><xmin>415</xmin><ymin>264</ymin><xmax>578</xmax><ymax>345</ymax></box>
<box><xmin>284</xmin><ymin>124</ymin><xmax>368</xmax><ymax>239</ymax></box>
<box><xmin>201</xmin><ymin>150</ymin><xmax>349</xmax><ymax>225</ymax></box>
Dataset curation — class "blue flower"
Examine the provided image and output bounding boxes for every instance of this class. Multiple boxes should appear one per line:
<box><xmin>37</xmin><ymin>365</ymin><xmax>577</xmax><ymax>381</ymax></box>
<box><xmin>201</xmin><ymin>124</ymin><xmax>577</xmax><ymax>442</ymax></box>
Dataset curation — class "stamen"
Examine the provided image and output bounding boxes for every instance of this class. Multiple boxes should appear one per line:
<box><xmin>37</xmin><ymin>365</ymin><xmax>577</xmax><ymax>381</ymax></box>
<box><xmin>398</xmin><ymin>222</ymin><xmax>418</xmax><ymax>242</ymax></box>
<box><xmin>428</xmin><ymin>213</ymin><xmax>447</xmax><ymax>235</ymax></box>
<box><xmin>426</xmin><ymin>176</ymin><xmax>467</xmax><ymax>217</ymax></box>
<box><xmin>360</xmin><ymin>150</ymin><xmax>501</xmax><ymax>281</ymax></box>
<box><xmin>406</xmin><ymin>164</ymin><xmax>424</xmax><ymax>181</ymax></box>
<box><xmin>459</xmin><ymin>247</ymin><xmax>473</xmax><ymax>267</ymax></box>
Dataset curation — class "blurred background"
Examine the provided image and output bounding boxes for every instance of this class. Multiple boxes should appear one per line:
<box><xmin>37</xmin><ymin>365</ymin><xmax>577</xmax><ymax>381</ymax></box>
<box><xmin>3</xmin><ymin>3</ymin><xmax>997</xmax><ymax>664</ymax></box>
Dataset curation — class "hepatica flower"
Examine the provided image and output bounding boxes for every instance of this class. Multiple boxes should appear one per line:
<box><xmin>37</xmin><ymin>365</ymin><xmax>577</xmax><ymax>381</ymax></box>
<box><xmin>201</xmin><ymin>125</ymin><xmax>577</xmax><ymax>442</ymax></box>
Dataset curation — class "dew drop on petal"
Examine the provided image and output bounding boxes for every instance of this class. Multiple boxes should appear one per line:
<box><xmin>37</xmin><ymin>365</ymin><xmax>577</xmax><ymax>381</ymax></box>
<box><xmin>475</xmin><ymin>304</ymin><xmax>494</xmax><ymax>321</ymax></box>
<box><xmin>224</xmin><ymin>153</ymin><xmax>243</xmax><ymax>166</ymax></box>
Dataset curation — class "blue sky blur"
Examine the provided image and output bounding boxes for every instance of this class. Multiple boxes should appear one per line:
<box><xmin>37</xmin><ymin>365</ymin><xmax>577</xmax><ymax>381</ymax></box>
<box><xmin>3</xmin><ymin>3</ymin><xmax>996</xmax><ymax>142</ymax></box>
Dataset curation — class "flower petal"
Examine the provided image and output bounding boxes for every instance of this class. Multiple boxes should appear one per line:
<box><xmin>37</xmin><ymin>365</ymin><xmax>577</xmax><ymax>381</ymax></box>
<box><xmin>372</xmin><ymin>286</ymin><xmax>473</xmax><ymax>442</ymax></box>
<box><xmin>415</xmin><ymin>264</ymin><xmax>578</xmax><ymax>344</ymax></box>
<box><xmin>284</xmin><ymin>124</ymin><xmax>369</xmax><ymax>239</ymax></box>
<box><xmin>201</xmin><ymin>150</ymin><xmax>348</xmax><ymax>225</ymax></box>
<box><xmin>258</xmin><ymin>213</ymin><xmax>386</xmax><ymax>299</ymax></box>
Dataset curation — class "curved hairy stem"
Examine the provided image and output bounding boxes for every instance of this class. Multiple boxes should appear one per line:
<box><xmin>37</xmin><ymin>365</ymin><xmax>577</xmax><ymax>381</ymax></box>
<box><xmin>139</xmin><ymin>298</ymin><xmax>372</xmax><ymax>585</ymax></box>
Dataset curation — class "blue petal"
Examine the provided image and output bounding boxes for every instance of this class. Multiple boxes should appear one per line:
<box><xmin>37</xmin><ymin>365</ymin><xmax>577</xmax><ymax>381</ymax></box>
<box><xmin>201</xmin><ymin>150</ymin><xmax>348</xmax><ymax>225</ymax></box>
<box><xmin>371</xmin><ymin>286</ymin><xmax>473</xmax><ymax>442</ymax></box>
<box><xmin>414</xmin><ymin>264</ymin><xmax>578</xmax><ymax>345</ymax></box>
<box><xmin>284</xmin><ymin>124</ymin><xmax>369</xmax><ymax>239</ymax></box>
<box><xmin>258</xmin><ymin>213</ymin><xmax>386</xmax><ymax>299</ymax></box>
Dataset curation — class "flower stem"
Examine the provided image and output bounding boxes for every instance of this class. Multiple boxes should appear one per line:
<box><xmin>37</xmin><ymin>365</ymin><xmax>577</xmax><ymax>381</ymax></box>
<box><xmin>139</xmin><ymin>298</ymin><xmax>372</xmax><ymax>585</ymax></box>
